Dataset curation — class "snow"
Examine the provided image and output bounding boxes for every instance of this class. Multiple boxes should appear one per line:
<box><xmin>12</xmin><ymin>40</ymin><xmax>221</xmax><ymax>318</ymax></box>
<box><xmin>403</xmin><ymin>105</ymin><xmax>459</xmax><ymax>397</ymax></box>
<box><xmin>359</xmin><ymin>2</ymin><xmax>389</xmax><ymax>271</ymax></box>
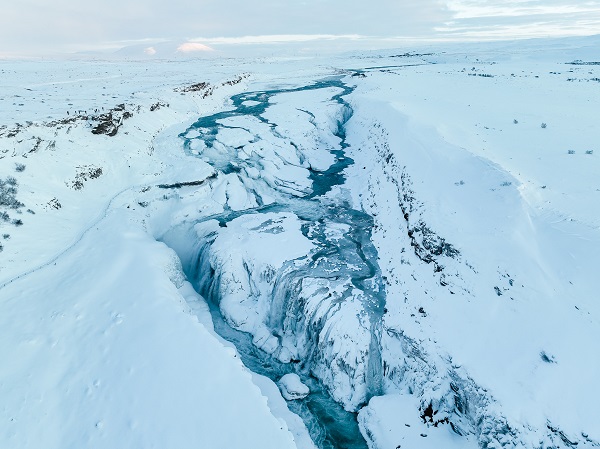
<box><xmin>261</xmin><ymin>87</ymin><xmax>341</xmax><ymax>171</ymax></box>
<box><xmin>1</xmin><ymin>35</ymin><xmax>600</xmax><ymax>449</ymax></box>
<box><xmin>279</xmin><ymin>373</ymin><xmax>310</xmax><ymax>400</ymax></box>
<box><xmin>192</xmin><ymin>212</ymin><xmax>314</xmax><ymax>333</ymax></box>
<box><xmin>358</xmin><ymin>394</ymin><xmax>479</xmax><ymax>449</ymax></box>
<box><xmin>341</xmin><ymin>42</ymin><xmax>600</xmax><ymax>447</ymax></box>
<box><xmin>0</xmin><ymin>210</ymin><xmax>298</xmax><ymax>449</ymax></box>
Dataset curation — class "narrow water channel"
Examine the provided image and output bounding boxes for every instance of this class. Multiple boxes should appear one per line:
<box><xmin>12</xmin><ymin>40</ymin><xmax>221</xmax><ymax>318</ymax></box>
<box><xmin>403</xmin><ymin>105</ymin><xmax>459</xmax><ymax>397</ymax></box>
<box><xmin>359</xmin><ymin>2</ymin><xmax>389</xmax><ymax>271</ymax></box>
<box><xmin>198</xmin><ymin>278</ymin><xmax>367</xmax><ymax>449</ymax></box>
<box><xmin>163</xmin><ymin>76</ymin><xmax>385</xmax><ymax>449</ymax></box>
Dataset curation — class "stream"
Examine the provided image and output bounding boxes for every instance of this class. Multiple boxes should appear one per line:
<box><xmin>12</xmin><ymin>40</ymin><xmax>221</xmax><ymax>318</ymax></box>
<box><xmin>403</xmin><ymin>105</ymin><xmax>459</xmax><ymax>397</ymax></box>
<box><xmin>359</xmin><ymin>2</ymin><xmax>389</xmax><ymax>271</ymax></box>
<box><xmin>162</xmin><ymin>76</ymin><xmax>386</xmax><ymax>449</ymax></box>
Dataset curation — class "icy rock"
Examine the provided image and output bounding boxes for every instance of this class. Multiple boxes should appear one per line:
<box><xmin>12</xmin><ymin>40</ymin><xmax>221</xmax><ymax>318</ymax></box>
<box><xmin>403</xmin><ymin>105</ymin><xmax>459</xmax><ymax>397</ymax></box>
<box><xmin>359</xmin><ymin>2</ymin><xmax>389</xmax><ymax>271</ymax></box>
<box><xmin>252</xmin><ymin>327</ymin><xmax>279</xmax><ymax>355</ymax></box>
<box><xmin>276</xmin><ymin>346</ymin><xmax>293</xmax><ymax>363</ymax></box>
<box><xmin>278</xmin><ymin>374</ymin><xmax>310</xmax><ymax>400</ymax></box>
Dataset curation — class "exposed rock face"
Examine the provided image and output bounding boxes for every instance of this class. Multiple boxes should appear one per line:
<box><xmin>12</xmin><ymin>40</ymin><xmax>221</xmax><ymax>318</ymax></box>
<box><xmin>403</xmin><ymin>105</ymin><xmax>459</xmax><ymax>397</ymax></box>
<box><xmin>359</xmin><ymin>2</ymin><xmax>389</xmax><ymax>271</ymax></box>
<box><xmin>90</xmin><ymin>104</ymin><xmax>133</xmax><ymax>136</ymax></box>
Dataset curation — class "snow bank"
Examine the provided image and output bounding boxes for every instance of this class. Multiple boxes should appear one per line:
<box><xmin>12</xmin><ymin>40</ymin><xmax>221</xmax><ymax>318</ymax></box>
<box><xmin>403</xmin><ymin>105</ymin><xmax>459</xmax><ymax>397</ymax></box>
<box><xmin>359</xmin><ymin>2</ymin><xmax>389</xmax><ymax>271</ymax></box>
<box><xmin>358</xmin><ymin>394</ymin><xmax>479</xmax><ymax>449</ymax></box>
<box><xmin>0</xmin><ymin>211</ymin><xmax>298</xmax><ymax>449</ymax></box>
<box><xmin>344</xmin><ymin>44</ymin><xmax>600</xmax><ymax>447</ymax></box>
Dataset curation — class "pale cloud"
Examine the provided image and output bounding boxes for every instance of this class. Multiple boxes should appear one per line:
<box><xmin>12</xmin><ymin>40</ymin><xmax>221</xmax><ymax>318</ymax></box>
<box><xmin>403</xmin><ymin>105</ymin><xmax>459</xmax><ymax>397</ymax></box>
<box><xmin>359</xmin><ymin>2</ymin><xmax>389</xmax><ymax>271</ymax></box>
<box><xmin>436</xmin><ymin>20</ymin><xmax>600</xmax><ymax>39</ymax></box>
<box><xmin>194</xmin><ymin>34</ymin><xmax>365</xmax><ymax>45</ymax></box>
<box><xmin>441</xmin><ymin>0</ymin><xmax>600</xmax><ymax>38</ymax></box>
<box><xmin>446</xmin><ymin>0</ymin><xmax>600</xmax><ymax>18</ymax></box>
<box><xmin>0</xmin><ymin>0</ymin><xmax>449</xmax><ymax>54</ymax></box>
<box><xmin>0</xmin><ymin>0</ymin><xmax>598</xmax><ymax>55</ymax></box>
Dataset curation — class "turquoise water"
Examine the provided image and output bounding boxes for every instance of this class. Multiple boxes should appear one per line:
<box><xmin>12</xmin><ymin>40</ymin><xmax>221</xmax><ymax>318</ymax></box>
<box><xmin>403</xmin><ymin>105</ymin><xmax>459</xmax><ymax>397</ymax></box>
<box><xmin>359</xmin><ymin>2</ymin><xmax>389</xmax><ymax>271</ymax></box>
<box><xmin>171</xmin><ymin>77</ymin><xmax>387</xmax><ymax>449</ymax></box>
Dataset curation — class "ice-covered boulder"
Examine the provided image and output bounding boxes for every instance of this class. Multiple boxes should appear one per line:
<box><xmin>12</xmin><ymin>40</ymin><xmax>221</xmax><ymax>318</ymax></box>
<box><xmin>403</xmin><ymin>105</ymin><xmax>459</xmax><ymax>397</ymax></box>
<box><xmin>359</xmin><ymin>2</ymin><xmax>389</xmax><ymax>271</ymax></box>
<box><xmin>278</xmin><ymin>374</ymin><xmax>310</xmax><ymax>400</ymax></box>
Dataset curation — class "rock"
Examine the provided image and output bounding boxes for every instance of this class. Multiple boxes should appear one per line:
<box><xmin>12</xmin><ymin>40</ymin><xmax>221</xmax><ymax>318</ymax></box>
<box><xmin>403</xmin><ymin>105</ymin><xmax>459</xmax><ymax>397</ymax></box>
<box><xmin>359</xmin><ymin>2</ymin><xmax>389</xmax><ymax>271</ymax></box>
<box><xmin>252</xmin><ymin>327</ymin><xmax>279</xmax><ymax>355</ymax></box>
<box><xmin>276</xmin><ymin>346</ymin><xmax>293</xmax><ymax>363</ymax></box>
<box><xmin>278</xmin><ymin>374</ymin><xmax>310</xmax><ymax>400</ymax></box>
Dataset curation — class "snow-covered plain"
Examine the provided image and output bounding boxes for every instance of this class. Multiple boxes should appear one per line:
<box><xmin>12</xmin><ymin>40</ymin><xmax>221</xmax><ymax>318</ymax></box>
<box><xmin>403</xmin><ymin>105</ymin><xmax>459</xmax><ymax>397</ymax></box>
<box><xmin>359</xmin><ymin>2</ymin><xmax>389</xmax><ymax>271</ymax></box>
<box><xmin>1</xmin><ymin>36</ymin><xmax>599</xmax><ymax>449</ymax></box>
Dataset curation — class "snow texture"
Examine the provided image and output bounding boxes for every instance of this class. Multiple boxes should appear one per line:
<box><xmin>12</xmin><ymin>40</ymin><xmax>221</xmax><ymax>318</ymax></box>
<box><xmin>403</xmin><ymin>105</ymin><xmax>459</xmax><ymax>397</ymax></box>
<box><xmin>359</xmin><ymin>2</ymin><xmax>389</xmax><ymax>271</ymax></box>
<box><xmin>279</xmin><ymin>373</ymin><xmax>311</xmax><ymax>400</ymax></box>
<box><xmin>1</xmin><ymin>36</ymin><xmax>599</xmax><ymax>449</ymax></box>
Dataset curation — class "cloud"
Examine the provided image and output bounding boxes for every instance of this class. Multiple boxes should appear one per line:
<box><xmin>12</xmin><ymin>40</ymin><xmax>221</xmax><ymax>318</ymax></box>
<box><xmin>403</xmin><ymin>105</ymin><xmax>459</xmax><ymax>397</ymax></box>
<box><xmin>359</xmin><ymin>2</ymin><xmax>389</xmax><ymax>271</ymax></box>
<box><xmin>446</xmin><ymin>0</ymin><xmax>600</xmax><ymax>18</ymax></box>
<box><xmin>0</xmin><ymin>0</ymin><xmax>599</xmax><ymax>55</ymax></box>
<box><xmin>0</xmin><ymin>0</ymin><xmax>450</xmax><ymax>54</ymax></box>
<box><xmin>441</xmin><ymin>0</ymin><xmax>600</xmax><ymax>38</ymax></box>
<box><xmin>195</xmin><ymin>34</ymin><xmax>365</xmax><ymax>45</ymax></box>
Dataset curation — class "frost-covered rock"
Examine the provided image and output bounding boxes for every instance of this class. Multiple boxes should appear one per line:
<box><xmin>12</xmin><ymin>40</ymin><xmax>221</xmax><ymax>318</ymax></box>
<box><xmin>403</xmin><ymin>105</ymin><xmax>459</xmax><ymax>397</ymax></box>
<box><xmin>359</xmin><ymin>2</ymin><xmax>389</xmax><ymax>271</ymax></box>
<box><xmin>252</xmin><ymin>327</ymin><xmax>280</xmax><ymax>355</ymax></box>
<box><xmin>358</xmin><ymin>394</ymin><xmax>479</xmax><ymax>449</ymax></box>
<box><xmin>185</xmin><ymin>210</ymin><xmax>380</xmax><ymax>411</ymax></box>
<box><xmin>279</xmin><ymin>374</ymin><xmax>310</xmax><ymax>400</ymax></box>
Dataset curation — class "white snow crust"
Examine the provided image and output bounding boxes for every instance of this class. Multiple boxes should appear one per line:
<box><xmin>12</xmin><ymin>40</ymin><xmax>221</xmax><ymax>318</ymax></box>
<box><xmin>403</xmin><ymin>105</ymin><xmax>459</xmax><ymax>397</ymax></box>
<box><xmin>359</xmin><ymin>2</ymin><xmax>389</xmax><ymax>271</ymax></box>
<box><xmin>1</xmin><ymin>36</ymin><xmax>599</xmax><ymax>449</ymax></box>
<box><xmin>279</xmin><ymin>373</ymin><xmax>310</xmax><ymax>400</ymax></box>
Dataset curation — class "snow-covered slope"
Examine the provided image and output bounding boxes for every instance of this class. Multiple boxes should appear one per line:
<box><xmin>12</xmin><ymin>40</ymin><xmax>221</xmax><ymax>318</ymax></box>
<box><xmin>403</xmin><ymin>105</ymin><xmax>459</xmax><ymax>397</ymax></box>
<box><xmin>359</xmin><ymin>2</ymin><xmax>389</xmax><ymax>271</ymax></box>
<box><xmin>0</xmin><ymin>36</ymin><xmax>598</xmax><ymax>449</ymax></box>
<box><xmin>0</xmin><ymin>210</ymin><xmax>300</xmax><ymax>449</ymax></box>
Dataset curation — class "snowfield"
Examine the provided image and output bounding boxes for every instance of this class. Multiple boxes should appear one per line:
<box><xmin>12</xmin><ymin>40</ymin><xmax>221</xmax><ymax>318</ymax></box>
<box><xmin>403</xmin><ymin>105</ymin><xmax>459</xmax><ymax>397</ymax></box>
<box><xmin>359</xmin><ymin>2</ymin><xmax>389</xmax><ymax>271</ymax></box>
<box><xmin>1</xmin><ymin>36</ymin><xmax>599</xmax><ymax>449</ymax></box>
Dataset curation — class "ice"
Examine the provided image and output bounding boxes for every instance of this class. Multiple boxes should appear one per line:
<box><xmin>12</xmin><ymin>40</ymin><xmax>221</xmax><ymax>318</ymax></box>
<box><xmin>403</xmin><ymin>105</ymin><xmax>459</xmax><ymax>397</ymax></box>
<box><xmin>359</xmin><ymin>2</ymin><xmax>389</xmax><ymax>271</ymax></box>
<box><xmin>279</xmin><ymin>373</ymin><xmax>310</xmax><ymax>400</ymax></box>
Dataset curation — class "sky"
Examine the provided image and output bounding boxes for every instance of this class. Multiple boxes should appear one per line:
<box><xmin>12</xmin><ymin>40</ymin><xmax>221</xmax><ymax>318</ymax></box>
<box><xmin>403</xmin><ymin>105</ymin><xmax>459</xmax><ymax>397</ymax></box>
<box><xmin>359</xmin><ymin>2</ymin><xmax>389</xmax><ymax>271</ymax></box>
<box><xmin>1</xmin><ymin>0</ymin><xmax>600</xmax><ymax>55</ymax></box>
